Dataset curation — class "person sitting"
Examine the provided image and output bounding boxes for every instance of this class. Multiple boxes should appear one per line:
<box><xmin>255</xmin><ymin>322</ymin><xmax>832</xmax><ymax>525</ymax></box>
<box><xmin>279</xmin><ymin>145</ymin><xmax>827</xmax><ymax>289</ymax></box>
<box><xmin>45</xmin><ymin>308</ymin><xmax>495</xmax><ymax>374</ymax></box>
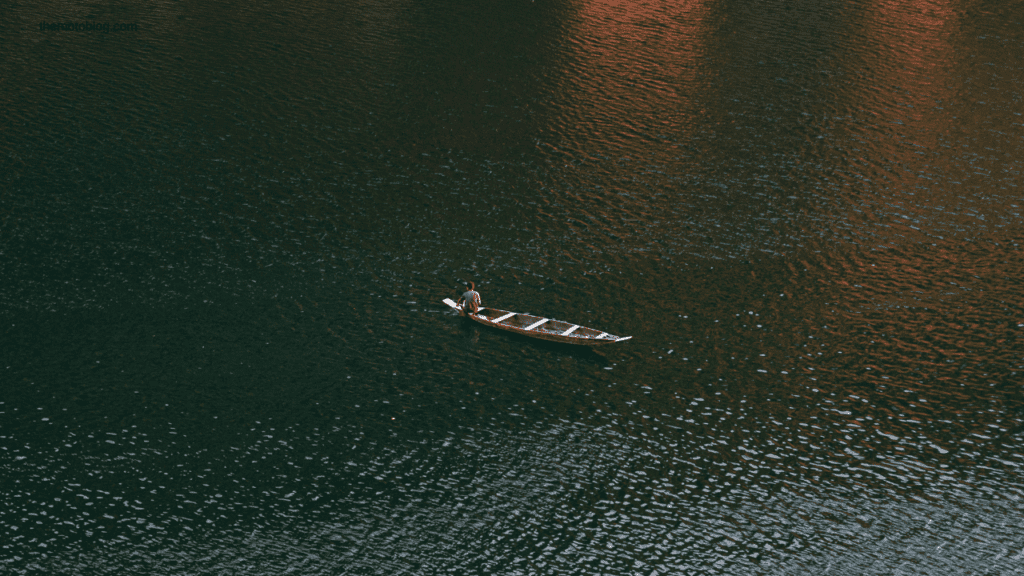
<box><xmin>457</xmin><ymin>281</ymin><xmax>482</xmax><ymax>315</ymax></box>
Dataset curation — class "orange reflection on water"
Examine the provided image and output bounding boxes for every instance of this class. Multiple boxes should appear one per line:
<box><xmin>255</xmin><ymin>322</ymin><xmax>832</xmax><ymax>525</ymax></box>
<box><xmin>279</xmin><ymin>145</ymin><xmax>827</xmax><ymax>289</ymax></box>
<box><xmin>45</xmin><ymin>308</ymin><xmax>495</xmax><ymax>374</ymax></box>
<box><xmin>852</xmin><ymin>0</ymin><xmax>960</xmax><ymax>147</ymax></box>
<box><xmin>553</xmin><ymin>0</ymin><xmax>717</xmax><ymax>145</ymax></box>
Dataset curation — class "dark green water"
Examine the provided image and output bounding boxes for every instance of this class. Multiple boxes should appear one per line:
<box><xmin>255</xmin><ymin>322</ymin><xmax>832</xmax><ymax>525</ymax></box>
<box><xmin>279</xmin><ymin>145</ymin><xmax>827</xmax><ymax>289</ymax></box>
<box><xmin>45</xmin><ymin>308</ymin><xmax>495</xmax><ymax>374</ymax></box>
<box><xmin>3</xmin><ymin>0</ymin><xmax>1024</xmax><ymax>574</ymax></box>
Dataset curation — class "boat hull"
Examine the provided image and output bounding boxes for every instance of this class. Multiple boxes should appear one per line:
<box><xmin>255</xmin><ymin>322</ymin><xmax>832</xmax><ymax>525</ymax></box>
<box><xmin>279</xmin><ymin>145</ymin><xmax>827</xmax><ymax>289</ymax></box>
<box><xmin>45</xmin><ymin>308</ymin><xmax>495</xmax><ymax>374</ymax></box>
<box><xmin>442</xmin><ymin>299</ymin><xmax>631</xmax><ymax>346</ymax></box>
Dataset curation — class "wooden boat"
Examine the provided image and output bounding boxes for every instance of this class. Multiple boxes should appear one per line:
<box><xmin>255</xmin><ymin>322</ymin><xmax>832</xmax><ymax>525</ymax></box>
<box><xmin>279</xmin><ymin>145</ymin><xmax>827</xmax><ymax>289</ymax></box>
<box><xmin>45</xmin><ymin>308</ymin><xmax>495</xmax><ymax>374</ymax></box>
<box><xmin>443</xmin><ymin>298</ymin><xmax>632</xmax><ymax>345</ymax></box>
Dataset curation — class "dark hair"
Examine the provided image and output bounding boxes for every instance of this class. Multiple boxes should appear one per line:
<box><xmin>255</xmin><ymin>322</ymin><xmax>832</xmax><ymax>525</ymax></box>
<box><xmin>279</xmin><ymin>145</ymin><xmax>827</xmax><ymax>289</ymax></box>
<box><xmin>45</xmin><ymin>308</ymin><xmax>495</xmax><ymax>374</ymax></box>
<box><xmin>466</xmin><ymin>281</ymin><xmax>475</xmax><ymax>290</ymax></box>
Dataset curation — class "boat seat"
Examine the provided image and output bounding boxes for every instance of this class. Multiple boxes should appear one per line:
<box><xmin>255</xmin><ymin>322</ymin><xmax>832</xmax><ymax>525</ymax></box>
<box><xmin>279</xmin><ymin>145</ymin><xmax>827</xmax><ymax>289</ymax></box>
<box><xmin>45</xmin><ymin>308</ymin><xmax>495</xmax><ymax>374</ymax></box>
<box><xmin>561</xmin><ymin>325</ymin><xmax>580</xmax><ymax>336</ymax></box>
<box><xmin>492</xmin><ymin>312</ymin><xmax>517</xmax><ymax>323</ymax></box>
<box><xmin>524</xmin><ymin>318</ymin><xmax>549</xmax><ymax>331</ymax></box>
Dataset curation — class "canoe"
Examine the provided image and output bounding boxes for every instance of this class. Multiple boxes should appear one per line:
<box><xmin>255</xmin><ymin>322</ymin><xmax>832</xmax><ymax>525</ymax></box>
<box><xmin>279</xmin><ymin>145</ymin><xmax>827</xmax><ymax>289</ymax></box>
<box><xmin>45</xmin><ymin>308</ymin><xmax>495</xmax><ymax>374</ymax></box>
<box><xmin>442</xmin><ymin>298</ymin><xmax>632</xmax><ymax>345</ymax></box>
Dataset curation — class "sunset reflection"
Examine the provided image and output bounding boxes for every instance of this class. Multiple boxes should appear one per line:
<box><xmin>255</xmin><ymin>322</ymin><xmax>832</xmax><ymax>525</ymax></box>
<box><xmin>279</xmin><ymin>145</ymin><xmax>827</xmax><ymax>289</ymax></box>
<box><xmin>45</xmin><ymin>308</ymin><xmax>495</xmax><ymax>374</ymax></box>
<box><xmin>551</xmin><ymin>0</ymin><xmax>717</xmax><ymax>148</ymax></box>
<box><xmin>850</xmin><ymin>0</ymin><xmax>959</xmax><ymax>150</ymax></box>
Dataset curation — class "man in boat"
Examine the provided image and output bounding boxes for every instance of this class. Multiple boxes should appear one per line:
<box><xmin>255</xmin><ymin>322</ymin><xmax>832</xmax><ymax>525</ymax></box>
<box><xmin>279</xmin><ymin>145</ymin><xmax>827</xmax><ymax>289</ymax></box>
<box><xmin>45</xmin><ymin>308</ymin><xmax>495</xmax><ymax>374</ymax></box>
<box><xmin>457</xmin><ymin>281</ymin><xmax>482</xmax><ymax>316</ymax></box>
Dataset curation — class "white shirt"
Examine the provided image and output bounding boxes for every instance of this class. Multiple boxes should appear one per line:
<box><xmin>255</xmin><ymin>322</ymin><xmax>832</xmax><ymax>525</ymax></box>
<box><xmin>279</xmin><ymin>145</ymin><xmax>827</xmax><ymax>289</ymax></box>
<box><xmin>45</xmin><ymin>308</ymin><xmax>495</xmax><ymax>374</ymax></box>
<box><xmin>462</xmin><ymin>290</ymin><xmax>481</xmax><ymax>312</ymax></box>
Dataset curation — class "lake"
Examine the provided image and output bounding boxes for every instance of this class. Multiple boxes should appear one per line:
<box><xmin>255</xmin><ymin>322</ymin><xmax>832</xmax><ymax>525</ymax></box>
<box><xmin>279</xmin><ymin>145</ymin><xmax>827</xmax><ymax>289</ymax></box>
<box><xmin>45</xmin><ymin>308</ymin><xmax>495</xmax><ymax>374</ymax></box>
<box><xmin>2</xmin><ymin>0</ymin><xmax>1023</xmax><ymax>574</ymax></box>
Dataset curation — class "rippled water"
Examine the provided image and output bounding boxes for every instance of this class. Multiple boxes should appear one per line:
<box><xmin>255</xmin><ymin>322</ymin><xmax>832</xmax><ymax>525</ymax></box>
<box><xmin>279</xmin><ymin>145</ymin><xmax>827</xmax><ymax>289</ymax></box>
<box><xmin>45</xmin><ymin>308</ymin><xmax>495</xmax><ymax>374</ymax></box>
<box><xmin>3</xmin><ymin>0</ymin><xmax>1024</xmax><ymax>574</ymax></box>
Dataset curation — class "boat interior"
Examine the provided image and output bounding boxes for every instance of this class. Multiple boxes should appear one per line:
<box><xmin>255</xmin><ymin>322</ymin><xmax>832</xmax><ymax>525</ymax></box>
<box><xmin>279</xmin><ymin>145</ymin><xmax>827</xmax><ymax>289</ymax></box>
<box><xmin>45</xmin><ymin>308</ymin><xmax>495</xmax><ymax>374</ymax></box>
<box><xmin>475</xmin><ymin>308</ymin><xmax>606</xmax><ymax>338</ymax></box>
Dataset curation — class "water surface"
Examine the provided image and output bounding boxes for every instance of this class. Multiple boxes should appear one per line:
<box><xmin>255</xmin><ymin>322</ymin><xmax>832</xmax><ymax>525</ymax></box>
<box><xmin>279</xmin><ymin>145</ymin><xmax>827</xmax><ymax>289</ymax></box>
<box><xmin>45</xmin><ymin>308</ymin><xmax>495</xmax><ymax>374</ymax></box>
<box><xmin>3</xmin><ymin>0</ymin><xmax>1023</xmax><ymax>574</ymax></box>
